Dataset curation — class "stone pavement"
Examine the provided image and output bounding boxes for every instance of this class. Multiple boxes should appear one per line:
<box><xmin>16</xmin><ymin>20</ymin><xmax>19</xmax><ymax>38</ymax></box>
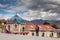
<box><xmin>0</xmin><ymin>33</ymin><xmax>60</xmax><ymax>40</ymax></box>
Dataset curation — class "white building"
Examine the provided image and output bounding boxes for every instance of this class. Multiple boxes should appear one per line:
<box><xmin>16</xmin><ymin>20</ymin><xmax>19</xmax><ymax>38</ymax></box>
<box><xmin>0</xmin><ymin>14</ymin><xmax>60</xmax><ymax>38</ymax></box>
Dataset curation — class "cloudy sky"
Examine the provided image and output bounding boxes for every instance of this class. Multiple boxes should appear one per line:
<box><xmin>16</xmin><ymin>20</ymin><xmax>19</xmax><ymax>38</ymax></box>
<box><xmin>0</xmin><ymin>0</ymin><xmax>60</xmax><ymax>21</ymax></box>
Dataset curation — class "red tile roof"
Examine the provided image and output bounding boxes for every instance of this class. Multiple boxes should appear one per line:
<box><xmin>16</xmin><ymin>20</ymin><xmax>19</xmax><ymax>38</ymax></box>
<box><xmin>7</xmin><ymin>22</ymin><xmax>14</xmax><ymax>24</ymax></box>
<box><xmin>6</xmin><ymin>22</ymin><xmax>22</xmax><ymax>24</ymax></box>
<box><xmin>25</xmin><ymin>24</ymin><xmax>55</xmax><ymax>30</ymax></box>
<box><xmin>25</xmin><ymin>24</ymin><xmax>35</xmax><ymax>30</ymax></box>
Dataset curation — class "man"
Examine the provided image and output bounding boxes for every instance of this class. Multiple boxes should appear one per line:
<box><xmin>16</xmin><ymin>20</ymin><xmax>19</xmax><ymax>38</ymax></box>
<box><xmin>35</xmin><ymin>25</ymin><xmax>39</xmax><ymax>36</ymax></box>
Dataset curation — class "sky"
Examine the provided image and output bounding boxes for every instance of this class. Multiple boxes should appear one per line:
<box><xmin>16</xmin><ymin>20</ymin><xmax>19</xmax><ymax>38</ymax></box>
<box><xmin>0</xmin><ymin>0</ymin><xmax>60</xmax><ymax>21</ymax></box>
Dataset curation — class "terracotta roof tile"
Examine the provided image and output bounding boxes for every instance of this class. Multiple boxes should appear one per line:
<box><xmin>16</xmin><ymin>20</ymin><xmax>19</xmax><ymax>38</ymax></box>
<box><xmin>25</xmin><ymin>24</ymin><xmax>55</xmax><ymax>30</ymax></box>
<box><xmin>7</xmin><ymin>22</ymin><xmax>14</xmax><ymax>24</ymax></box>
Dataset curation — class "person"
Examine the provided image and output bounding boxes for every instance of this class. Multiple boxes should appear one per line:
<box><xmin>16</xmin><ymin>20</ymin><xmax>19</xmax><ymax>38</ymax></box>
<box><xmin>35</xmin><ymin>25</ymin><xmax>39</xmax><ymax>36</ymax></box>
<box><xmin>42</xmin><ymin>32</ymin><xmax>44</xmax><ymax>37</ymax></box>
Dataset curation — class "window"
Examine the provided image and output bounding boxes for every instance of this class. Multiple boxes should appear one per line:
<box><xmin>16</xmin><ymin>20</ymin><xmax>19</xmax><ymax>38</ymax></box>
<box><xmin>59</xmin><ymin>32</ymin><xmax>60</xmax><ymax>36</ymax></box>
<box><xmin>32</xmin><ymin>32</ymin><xmax>34</xmax><ymax>36</ymax></box>
<box><xmin>22</xmin><ymin>27</ymin><xmax>25</xmax><ymax>32</ymax></box>
<box><xmin>50</xmin><ymin>32</ymin><xmax>53</xmax><ymax>37</ymax></box>
<box><xmin>8</xmin><ymin>25</ymin><xmax>10</xmax><ymax>31</ymax></box>
<box><xmin>51</xmin><ymin>32</ymin><xmax>53</xmax><ymax>37</ymax></box>
<box><xmin>15</xmin><ymin>24</ymin><xmax>17</xmax><ymax>28</ymax></box>
<box><xmin>42</xmin><ymin>32</ymin><xmax>44</xmax><ymax>37</ymax></box>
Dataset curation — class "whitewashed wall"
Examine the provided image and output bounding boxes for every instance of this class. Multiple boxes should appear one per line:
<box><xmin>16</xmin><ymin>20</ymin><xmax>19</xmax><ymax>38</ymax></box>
<box><xmin>5</xmin><ymin>24</ymin><xmax>58</xmax><ymax>38</ymax></box>
<box><xmin>53</xmin><ymin>32</ymin><xmax>57</xmax><ymax>37</ymax></box>
<box><xmin>28</xmin><ymin>31</ymin><xmax>57</xmax><ymax>37</ymax></box>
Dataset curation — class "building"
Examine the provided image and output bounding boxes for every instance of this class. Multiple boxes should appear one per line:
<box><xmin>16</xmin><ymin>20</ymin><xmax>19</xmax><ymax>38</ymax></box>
<box><xmin>25</xmin><ymin>24</ymin><xmax>58</xmax><ymax>37</ymax></box>
<box><xmin>0</xmin><ymin>14</ymin><xmax>60</xmax><ymax>38</ymax></box>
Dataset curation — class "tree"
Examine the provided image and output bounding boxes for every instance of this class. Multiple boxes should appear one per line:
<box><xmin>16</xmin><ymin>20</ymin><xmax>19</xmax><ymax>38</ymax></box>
<box><xmin>52</xmin><ymin>24</ymin><xmax>58</xmax><ymax>29</ymax></box>
<box><xmin>43</xmin><ymin>21</ymin><xmax>50</xmax><ymax>25</ymax></box>
<box><xmin>43</xmin><ymin>21</ymin><xmax>58</xmax><ymax>29</ymax></box>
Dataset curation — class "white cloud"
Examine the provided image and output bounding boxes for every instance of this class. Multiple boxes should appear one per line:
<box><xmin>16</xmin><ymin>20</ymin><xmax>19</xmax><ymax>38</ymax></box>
<box><xmin>0</xmin><ymin>4</ymin><xmax>8</xmax><ymax>8</ymax></box>
<box><xmin>10</xmin><ymin>6</ymin><xmax>27</xmax><ymax>11</ymax></box>
<box><xmin>40</xmin><ymin>11</ymin><xmax>60</xmax><ymax>20</ymax></box>
<box><xmin>18</xmin><ymin>10</ymin><xmax>60</xmax><ymax>21</ymax></box>
<box><xmin>4</xmin><ymin>10</ymin><xmax>15</xmax><ymax>13</ymax></box>
<box><xmin>44</xmin><ymin>0</ymin><xmax>60</xmax><ymax>4</ymax></box>
<box><xmin>57</xmin><ymin>18</ymin><xmax>60</xmax><ymax>20</ymax></box>
<box><xmin>0</xmin><ymin>14</ymin><xmax>4</xmax><ymax>19</ymax></box>
<box><xmin>4</xmin><ymin>14</ymin><xmax>15</xmax><ymax>20</ymax></box>
<box><xmin>19</xmin><ymin>10</ymin><xmax>41</xmax><ymax>21</ymax></box>
<box><xmin>49</xmin><ymin>13</ymin><xmax>57</xmax><ymax>16</ymax></box>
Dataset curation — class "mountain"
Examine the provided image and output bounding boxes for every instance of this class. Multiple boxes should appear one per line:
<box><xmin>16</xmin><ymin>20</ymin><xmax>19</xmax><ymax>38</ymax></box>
<box><xmin>25</xmin><ymin>19</ymin><xmax>60</xmax><ymax>28</ymax></box>
<box><xmin>25</xmin><ymin>19</ymin><xmax>45</xmax><ymax>24</ymax></box>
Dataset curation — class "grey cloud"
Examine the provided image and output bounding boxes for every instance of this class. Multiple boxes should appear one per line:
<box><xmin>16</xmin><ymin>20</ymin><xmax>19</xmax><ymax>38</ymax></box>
<box><xmin>1</xmin><ymin>0</ymin><xmax>60</xmax><ymax>20</ymax></box>
<box><xmin>42</xmin><ymin>14</ymin><xmax>60</xmax><ymax>20</ymax></box>
<box><xmin>1</xmin><ymin>0</ymin><xmax>60</xmax><ymax>14</ymax></box>
<box><xmin>26</xmin><ymin>0</ymin><xmax>60</xmax><ymax>14</ymax></box>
